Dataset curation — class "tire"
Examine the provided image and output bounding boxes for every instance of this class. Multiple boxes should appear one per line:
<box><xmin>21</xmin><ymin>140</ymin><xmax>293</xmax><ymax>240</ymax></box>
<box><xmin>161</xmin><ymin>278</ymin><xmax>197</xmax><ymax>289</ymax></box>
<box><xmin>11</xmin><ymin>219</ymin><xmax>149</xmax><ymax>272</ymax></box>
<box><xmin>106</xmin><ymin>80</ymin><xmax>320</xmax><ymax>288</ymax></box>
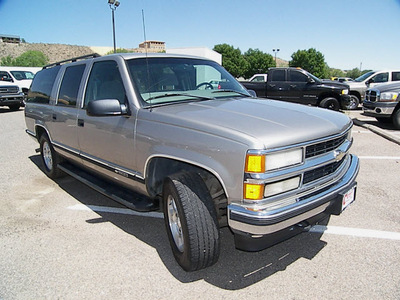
<box><xmin>163</xmin><ymin>171</ymin><xmax>220</xmax><ymax>271</ymax></box>
<box><xmin>392</xmin><ymin>109</ymin><xmax>400</xmax><ymax>129</ymax></box>
<box><xmin>343</xmin><ymin>95</ymin><xmax>360</xmax><ymax>110</ymax></box>
<box><xmin>320</xmin><ymin>97</ymin><xmax>340</xmax><ymax>111</ymax></box>
<box><xmin>39</xmin><ymin>134</ymin><xmax>64</xmax><ymax>179</ymax></box>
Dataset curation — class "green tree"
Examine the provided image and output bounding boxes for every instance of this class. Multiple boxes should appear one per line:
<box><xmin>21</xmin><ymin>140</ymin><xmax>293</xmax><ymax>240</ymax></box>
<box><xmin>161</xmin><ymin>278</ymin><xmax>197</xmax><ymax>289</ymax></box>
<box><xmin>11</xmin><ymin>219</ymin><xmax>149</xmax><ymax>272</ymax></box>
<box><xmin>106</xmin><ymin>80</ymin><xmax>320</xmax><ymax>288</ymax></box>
<box><xmin>243</xmin><ymin>48</ymin><xmax>275</xmax><ymax>79</ymax></box>
<box><xmin>289</xmin><ymin>48</ymin><xmax>327</xmax><ymax>78</ymax></box>
<box><xmin>327</xmin><ymin>67</ymin><xmax>346</xmax><ymax>79</ymax></box>
<box><xmin>0</xmin><ymin>55</ymin><xmax>15</xmax><ymax>66</ymax></box>
<box><xmin>213</xmin><ymin>44</ymin><xmax>248</xmax><ymax>78</ymax></box>
<box><xmin>105</xmin><ymin>48</ymin><xmax>135</xmax><ymax>55</ymax></box>
<box><xmin>12</xmin><ymin>51</ymin><xmax>49</xmax><ymax>67</ymax></box>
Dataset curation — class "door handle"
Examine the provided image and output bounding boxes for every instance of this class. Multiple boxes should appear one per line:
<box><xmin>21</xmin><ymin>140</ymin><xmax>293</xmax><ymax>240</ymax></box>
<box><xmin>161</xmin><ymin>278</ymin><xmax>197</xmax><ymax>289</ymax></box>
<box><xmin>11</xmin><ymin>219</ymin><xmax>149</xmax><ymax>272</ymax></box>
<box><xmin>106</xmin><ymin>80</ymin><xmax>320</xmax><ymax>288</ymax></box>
<box><xmin>290</xmin><ymin>84</ymin><xmax>297</xmax><ymax>88</ymax></box>
<box><xmin>78</xmin><ymin>119</ymin><xmax>84</xmax><ymax>127</ymax></box>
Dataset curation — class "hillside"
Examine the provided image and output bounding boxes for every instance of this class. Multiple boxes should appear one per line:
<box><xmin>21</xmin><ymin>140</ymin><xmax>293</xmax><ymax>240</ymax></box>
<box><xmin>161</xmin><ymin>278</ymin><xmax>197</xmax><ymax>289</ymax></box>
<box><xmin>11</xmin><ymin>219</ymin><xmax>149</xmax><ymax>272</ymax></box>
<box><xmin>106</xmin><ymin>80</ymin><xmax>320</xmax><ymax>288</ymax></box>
<box><xmin>0</xmin><ymin>42</ymin><xmax>100</xmax><ymax>64</ymax></box>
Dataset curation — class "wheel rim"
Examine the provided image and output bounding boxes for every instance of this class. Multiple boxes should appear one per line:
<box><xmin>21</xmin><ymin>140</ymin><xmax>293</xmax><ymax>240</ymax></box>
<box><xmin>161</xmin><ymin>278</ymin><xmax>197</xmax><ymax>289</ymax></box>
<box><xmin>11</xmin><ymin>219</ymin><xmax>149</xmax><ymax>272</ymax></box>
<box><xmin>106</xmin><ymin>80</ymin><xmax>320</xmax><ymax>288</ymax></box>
<box><xmin>167</xmin><ymin>195</ymin><xmax>184</xmax><ymax>252</ymax></box>
<box><xmin>42</xmin><ymin>141</ymin><xmax>53</xmax><ymax>171</ymax></box>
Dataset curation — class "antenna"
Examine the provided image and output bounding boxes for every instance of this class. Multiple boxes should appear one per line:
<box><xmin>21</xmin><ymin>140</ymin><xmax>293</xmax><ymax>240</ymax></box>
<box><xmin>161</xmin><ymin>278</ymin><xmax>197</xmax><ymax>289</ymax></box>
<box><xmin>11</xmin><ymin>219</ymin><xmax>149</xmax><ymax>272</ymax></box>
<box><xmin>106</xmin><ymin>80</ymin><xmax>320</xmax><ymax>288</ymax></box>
<box><xmin>142</xmin><ymin>9</ymin><xmax>152</xmax><ymax>109</ymax></box>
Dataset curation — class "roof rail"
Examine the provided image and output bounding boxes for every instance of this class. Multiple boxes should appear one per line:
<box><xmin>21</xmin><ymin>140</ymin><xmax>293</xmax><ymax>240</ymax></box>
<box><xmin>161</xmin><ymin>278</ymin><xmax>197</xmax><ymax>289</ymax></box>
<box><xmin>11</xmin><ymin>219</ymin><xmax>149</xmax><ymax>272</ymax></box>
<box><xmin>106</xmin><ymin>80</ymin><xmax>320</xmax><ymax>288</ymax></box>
<box><xmin>43</xmin><ymin>53</ymin><xmax>100</xmax><ymax>69</ymax></box>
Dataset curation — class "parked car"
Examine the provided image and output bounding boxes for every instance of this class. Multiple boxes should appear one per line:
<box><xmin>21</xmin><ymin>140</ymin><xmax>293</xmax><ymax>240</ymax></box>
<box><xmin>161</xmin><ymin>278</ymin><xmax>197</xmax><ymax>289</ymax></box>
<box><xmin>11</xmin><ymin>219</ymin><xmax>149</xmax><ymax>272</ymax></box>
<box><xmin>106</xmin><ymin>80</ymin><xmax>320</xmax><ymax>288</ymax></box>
<box><xmin>334</xmin><ymin>77</ymin><xmax>354</xmax><ymax>83</ymax></box>
<box><xmin>0</xmin><ymin>81</ymin><xmax>25</xmax><ymax>110</ymax></box>
<box><xmin>0</xmin><ymin>66</ymin><xmax>41</xmax><ymax>95</ymax></box>
<box><xmin>346</xmin><ymin>70</ymin><xmax>400</xmax><ymax>110</ymax></box>
<box><xmin>241</xmin><ymin>67</ymin><xmax>350</xmax><ymax>110</ymax></box>
<box><xmin>25</xmin><ymin>53</ymin><xmax>359</xmax><ymax>271</ymax></box>
<box><xmin>363</xmin><ymin>81</ymin><xmax>400</xmax><ymax>129</ymax></box>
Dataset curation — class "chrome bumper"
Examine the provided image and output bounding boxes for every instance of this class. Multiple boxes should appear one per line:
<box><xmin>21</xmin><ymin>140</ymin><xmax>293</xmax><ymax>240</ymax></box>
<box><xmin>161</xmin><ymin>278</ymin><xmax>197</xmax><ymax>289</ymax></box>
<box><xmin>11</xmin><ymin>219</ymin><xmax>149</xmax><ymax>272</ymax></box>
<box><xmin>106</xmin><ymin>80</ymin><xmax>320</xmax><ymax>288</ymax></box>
<box><xmin>228</xmin><ymin>154</ymin><xmax>359</xmax><ymax>236</ymax></box>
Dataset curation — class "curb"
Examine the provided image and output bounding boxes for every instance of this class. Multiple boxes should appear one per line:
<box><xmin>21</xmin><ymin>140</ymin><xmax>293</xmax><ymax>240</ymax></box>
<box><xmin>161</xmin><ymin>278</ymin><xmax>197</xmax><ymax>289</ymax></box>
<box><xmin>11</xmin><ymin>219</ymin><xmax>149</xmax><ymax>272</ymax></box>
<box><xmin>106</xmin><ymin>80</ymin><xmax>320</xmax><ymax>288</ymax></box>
<box><xmin>353</xmin><ymin>118</ymin><xmax>400</xmax><ymax>146</ymax></box>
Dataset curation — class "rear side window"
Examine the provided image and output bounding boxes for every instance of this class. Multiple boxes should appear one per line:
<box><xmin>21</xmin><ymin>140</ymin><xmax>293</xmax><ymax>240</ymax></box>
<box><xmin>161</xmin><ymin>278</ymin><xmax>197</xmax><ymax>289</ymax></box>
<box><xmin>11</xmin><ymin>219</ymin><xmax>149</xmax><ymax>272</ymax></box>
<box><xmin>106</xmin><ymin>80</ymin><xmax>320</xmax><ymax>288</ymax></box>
<box><xmin>27</xmin><ymin>66</ymin><xmax>61</xmax><ymax>104</ymax></box>
<box><xmin>270</xmin><ymin>69</ymin><xmax>285</xmax><ymax>82</ymax></box>
<box><xmin>57</xmin><ymin>64</ymin><xmax>86</xmax><ymax>107</ymax></box>
<box><xmin>392</xmin><ymin>72</ymin><xmax>400</xmax><ymax>81</ymax></box>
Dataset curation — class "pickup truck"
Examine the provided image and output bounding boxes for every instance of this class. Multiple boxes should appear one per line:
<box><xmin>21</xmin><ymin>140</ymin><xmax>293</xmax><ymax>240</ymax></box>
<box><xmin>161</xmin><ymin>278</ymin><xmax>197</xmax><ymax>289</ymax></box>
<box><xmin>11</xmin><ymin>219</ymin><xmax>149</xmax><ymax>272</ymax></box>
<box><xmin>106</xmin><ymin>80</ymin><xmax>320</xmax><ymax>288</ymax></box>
<box><xmin>346</xmin><ymin>70</ymin><xmax>400</xmax><ymax>110</ymax></box>
<box><xmin>363</xmin><ymin>82</ymin><xmax>400</xmax><ymax>129</ymax></box>
<box><xmin>0</xmin><ymin>81</ymin><xmax>25</xmax><ymax>110</ymax></box>
<box><xmin>242</xmin><ymin>67</ymin><xmax>351</xmax><ymax>111</ymax></box>
<box><xmin>25</xmin><ymin>53</ymin><xmax>359</xmax><ymax>271</ymax></box>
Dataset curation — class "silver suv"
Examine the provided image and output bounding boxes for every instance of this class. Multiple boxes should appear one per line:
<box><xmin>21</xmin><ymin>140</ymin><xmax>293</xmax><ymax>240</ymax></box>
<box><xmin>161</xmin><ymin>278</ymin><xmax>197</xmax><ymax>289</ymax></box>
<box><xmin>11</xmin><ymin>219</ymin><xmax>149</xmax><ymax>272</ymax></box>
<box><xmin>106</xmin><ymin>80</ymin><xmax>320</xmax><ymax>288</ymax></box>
<box><xmin>25</xmin><ymin>53</ymin><xmax>359</xmax><ymax>271</ymax></box>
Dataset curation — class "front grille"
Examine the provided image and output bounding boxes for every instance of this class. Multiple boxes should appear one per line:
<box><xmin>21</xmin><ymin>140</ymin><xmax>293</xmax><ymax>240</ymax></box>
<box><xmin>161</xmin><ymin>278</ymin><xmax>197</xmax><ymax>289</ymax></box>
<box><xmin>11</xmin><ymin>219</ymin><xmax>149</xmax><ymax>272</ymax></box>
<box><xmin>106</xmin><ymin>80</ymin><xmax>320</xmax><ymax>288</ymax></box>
<box><xmin>0</xmin><ymin>86</ymin><xmax>19</xmax><ymax>94</ymax></box>
<box><xmin>366</xmin><ymin>90</ymin><xmax>378</xmax><ymax>102</ymax></box>
<box><xmin>303</xmin><ymin>159</ymin><xmax>344</xmax><ymax>184</ymax></box>
<box><xmin>305</xmin><ymin>135</ymin><xmax>347</xmax><ymax>158</ymax></box>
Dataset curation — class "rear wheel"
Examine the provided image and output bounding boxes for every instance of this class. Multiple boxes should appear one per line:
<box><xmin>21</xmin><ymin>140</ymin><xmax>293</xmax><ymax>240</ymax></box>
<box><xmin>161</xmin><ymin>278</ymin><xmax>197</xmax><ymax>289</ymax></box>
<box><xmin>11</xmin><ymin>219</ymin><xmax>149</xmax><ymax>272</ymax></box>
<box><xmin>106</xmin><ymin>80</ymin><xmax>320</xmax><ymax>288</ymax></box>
<box><xmin>163</xmin><ymin>171</ymin><xmax>220</xmax><ymax>271</ymax></box>
<box><xmin>320</xmin><ymin>97</ymin><xmax>340</xmax><ymax>111</ymax></box>
<box><xmin>39</xmin><ymin>135</ymin><xmax>64</xmax><ymax>179</ymax></box>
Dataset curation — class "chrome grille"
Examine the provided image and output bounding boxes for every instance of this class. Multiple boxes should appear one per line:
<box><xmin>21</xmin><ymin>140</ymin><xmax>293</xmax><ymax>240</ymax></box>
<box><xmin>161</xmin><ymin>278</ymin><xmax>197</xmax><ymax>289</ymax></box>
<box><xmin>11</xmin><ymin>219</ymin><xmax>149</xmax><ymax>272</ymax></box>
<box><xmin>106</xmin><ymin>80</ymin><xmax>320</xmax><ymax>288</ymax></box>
<box><xmin>366</xmin><ymin>90</ymin><xmax>378</xmax><ymax>102</ymax></box>
<box><xmin>303</xmin><ymin>159</ymin><xmax>344</xmax><ymax>184</ymax></box>
<box><xmin>305</xmin><ymin>135</ymin><xmax>347</xmax><ymax>158</ymax></box>
<box><xmin>0</xmin><ymin>86</ymin><xmax>19</xmax><ymax>94</ymax></box>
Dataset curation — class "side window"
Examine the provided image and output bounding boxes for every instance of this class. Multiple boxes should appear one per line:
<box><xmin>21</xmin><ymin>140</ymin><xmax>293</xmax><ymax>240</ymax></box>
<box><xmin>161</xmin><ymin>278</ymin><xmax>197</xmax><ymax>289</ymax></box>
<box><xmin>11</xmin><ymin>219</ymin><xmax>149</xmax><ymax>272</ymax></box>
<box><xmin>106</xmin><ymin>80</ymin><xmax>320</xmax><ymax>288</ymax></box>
<box><xmin>84</xmin><ymin>60</ymin><xmax>126</xmax><ymax>108</ymax></box>
<box><xmin>270</xmin><ymin>70</ymin><xmax>285</xmax><ymax>82</ymax></box>
<box><xmin>251</xmin><ymin>76</ymin><xmax>264</xmax><ymax>82</ymax></box>
<box><xmin>27</xmin><ymin>66</ymin><xmax>61</xmax><ymax>104</ymax></box>
<box><xmin>57</xmin><ymin>64</ymin><xmax>86</xmax><ymax>107</ymax></box>
<box><xmin>289</xmin><ymin>70</ymin><xmax>308</xmax><ymax>82</ymax></box>
<box><xmin>0</xmin><ymin>71</ymin><xmax>13</xmax><ymax>82</ymax></box>
<box><xmin>392</xmin><ymin>72</ymin><xmax>400</xmax><ymax>81</ymax></box>
<box><xmin>371</xmin><ymin>72</ymin><xmax>388</xmax><ymax>83</ymax></box>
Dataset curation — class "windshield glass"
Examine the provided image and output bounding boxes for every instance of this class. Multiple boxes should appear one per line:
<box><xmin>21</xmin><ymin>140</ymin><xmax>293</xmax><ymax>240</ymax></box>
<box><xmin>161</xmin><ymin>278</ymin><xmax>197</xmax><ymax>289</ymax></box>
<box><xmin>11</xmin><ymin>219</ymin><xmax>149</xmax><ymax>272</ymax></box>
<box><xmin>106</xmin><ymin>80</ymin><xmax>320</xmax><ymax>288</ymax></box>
<box><xmin>355</xmin><ymin>71</ymin><xmax>375</xmax><ymax>82</ymax></box>
<box><xmin>127</xmin><ymin>57</ymin><xmax>250</xmax><ymax>106</ymax></box>
<box><xmin>10</xmin><ymin>71</ymin><xmax>35</xmax><ymax>80</ymax></box>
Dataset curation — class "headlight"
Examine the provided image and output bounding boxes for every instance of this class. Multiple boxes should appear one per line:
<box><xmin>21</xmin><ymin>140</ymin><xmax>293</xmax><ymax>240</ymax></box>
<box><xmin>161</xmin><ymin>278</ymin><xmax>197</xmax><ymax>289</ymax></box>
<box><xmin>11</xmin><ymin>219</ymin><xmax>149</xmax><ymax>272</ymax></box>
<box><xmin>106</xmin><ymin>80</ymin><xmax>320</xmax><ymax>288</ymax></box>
<box><xmin>245</xmin><ymin>148</ymin><xmax>303</xmax><ymax>173</ymax></box>
<box><xmin>264</xmin><ymin>176</ymin><xmax>301</xmax><ymax>197</ymax></box>
<box><xmin>379</xmin><ymin>92</ymin><xmax>398</xmax><ymax>102</ymax></box>
<box><xmin>341</xmin><ymin>89</ymin><xmax>349</xmax><ymax>95</ymax></box>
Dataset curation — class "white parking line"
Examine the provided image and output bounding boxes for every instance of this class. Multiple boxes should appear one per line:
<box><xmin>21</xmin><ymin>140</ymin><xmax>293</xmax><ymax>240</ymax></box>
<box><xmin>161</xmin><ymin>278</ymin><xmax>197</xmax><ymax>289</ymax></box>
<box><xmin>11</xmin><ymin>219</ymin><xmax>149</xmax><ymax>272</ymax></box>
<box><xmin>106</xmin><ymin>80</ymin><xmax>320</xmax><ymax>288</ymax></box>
<box><xmin>67</xmin><ymin>204</ymin><xmax>164</xmax><ymax>219</ymax></box>
<box><xmin>309</xmin><ymin>225</ymin><xmax>400</xmax><ymax>241</ymax></box>
<box><xmin>358</xmin><ymin>156</ymin><xmax>400</xmax><ymax>160</ymax></box>
<box><xmin>68</xmin><ymin>204</ymin><xmax>400</xmax><ymax>241</ymax></box>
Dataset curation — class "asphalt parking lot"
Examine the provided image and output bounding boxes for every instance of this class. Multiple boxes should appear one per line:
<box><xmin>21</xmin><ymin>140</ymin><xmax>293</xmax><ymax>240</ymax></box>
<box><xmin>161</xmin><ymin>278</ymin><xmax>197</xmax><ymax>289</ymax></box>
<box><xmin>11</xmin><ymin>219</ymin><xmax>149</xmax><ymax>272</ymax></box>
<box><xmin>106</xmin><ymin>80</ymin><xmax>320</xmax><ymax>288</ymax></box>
<box><xmin>0</xmin><ymin>108</ymin><xmax>399</xmax><ymax>300</ymax></box>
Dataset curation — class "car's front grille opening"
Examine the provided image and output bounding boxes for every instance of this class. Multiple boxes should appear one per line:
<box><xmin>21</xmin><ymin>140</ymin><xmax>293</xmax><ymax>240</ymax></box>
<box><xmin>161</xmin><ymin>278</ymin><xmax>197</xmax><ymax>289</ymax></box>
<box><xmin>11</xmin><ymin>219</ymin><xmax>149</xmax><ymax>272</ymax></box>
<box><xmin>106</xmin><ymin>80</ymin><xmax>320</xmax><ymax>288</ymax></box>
<box><xmin>305</xmin><ymin>135</ymin><xmax>347</xmax><ymax>158</ymax></box>
<box><xmin>303</xmin><ymin>159</ymin><xmax>344</xmax><ymax>184</ymax></box>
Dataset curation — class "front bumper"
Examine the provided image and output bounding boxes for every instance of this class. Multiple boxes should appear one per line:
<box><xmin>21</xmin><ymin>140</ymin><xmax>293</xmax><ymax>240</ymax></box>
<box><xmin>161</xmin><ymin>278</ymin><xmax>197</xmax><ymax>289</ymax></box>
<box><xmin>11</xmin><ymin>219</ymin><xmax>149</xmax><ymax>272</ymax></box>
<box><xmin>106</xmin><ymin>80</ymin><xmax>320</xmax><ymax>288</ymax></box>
<box><xmin>340</xmin><ymin>94</ymin><xmax>351</xmax><ymax>106</ymax></box>
<box><xmin>228</xmin><ymin>154</ymin><xmax>359</xmax><ymax>249</ymax></box>
<box><xmin>363</xmin><ymin>101</ymin><xmax>397</xmax><ymax>118</ymax></box>
<box><xmin>0</xmin><ymin>94</ymin><xmax>25</xmax><ymax>106</ymax></box>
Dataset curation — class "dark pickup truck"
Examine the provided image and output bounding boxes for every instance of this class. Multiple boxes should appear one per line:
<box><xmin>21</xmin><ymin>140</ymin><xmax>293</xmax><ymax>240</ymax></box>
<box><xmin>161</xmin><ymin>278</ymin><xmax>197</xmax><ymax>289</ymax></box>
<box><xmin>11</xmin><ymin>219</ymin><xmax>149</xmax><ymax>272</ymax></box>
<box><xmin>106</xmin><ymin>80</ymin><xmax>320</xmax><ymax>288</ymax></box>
<box><xmin>242</xmin><ymin>67</ymin><xmax>351</xmax><ymax>110</ymax></box>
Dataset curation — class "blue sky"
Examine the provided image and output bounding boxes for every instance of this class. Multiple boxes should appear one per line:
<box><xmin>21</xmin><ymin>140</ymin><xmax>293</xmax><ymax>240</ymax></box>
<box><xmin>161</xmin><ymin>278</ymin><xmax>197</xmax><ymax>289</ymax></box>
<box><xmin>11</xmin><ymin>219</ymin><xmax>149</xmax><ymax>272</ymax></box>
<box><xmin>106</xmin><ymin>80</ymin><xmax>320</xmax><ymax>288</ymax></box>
<box><xmin>1</xmin><ymin>0</ymin><xmax>399</xmax><ymax>71</ymax></box>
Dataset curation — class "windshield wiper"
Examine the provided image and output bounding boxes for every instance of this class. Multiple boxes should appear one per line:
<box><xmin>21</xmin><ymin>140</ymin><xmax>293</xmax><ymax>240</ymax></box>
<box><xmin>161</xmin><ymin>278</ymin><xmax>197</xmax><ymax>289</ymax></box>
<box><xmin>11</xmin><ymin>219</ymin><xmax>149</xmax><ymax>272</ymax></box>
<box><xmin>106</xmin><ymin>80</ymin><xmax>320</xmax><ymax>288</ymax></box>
<box><xmin>211</xmin><ymin>89</ymin><xmax>251</xmax><ymax>97</ymax></box>
<box><xmin>146</xmin><ymin>93</ymin><xmax>215</xmax><ymax>102</ymax></box>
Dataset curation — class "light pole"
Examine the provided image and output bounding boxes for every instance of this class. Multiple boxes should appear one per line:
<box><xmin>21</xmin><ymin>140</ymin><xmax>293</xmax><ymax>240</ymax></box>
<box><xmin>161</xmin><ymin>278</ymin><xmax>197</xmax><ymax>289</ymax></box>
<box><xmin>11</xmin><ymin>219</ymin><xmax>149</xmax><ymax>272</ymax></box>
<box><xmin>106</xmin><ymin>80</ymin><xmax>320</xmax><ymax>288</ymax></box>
<box><xmin>273</xmin><ymin>48</ymin><xmax>280</xmax><ymax>66</ymax></box>
<box><xmin>108</xmin><ymin>0</ymin><xmax>120</xmax><ymax>54</ymax></box>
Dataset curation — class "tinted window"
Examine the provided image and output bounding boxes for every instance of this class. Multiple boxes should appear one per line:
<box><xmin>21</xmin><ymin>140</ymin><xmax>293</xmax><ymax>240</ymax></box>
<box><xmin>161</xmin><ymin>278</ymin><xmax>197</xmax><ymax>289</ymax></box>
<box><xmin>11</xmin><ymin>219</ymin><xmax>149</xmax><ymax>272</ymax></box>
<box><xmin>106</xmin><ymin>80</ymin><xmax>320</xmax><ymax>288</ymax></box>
<box><xmin>27</xmin><ymin>66</ymin><xmax>61</xmax><ymax>104</ymax></box>
<box><xmin>289</xmin><ymin>70</ymin><xmax>308</xmax><ymax>82</ymax></box>
<box><xmin>84</xmin><ymin>60</ymin><xmax>126</xmax><ymax>108</ymax></box>
<box><xmin>0</xmin><ymin>71</ymin><xmax>13</xmax><ymax>82</ymax></box>
<box><xmin>392</xmin><ymin>72</ymin><xmax>400</xmax><ymax>81</ymax></box>
<box><xmin>371</xmin><ymin>72</ymin><xmax>388</xmax><ymax>83</ymax></box>
<box><xmin>57</xmin><ymin>64</ymin><xmax>85</xmax><ymax>107</ymax></box>
<box><xmin>270</xmin><ymin>69</ymin><xmax>285</xmax><ymax>82</ymax></box>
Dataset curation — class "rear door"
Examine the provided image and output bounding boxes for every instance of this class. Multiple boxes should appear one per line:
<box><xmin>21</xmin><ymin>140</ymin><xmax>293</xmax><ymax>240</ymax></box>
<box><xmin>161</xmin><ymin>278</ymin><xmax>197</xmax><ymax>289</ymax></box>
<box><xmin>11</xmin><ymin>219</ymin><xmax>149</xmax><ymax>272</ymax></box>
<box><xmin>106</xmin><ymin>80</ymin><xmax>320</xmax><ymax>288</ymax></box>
<box><xmin>49</xmin><ymin>63</ymin><xmax>86</xmax><ymax>160</ymax></box>
<box><xmin>266</xmin><ymin>69</ymin><xmax>289</xmax><ymax>100</ymax></box>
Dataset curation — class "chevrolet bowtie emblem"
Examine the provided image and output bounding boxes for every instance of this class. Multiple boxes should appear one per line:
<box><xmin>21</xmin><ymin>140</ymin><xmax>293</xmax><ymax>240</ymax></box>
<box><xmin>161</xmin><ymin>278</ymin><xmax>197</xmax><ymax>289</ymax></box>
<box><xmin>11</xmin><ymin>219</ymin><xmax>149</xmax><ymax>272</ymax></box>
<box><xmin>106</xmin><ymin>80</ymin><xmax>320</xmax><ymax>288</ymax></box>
<box><xmin>334</xmin><ymin>150</ymin><xmax>346</xmax><ymax>161</ymax></box>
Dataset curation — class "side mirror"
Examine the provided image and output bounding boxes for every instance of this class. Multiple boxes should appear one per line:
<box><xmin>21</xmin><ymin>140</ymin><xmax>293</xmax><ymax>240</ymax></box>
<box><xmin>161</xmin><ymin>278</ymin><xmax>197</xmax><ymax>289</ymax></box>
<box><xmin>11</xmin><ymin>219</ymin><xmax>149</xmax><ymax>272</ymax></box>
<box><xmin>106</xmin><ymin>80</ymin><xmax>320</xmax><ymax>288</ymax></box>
<box><xmin>307</xmin><ymin>77</ymin><xmax>315</xmax><ymax>84</ymax></box>
<box><xmin>87</xmin><ymin>99</ymin><xmax>128</xmax><ymax>116</ymax></box>
<box><xmin>247</xmin><ymin>89</ymin><xmax>257</xmax><ymax>97</ymax></box>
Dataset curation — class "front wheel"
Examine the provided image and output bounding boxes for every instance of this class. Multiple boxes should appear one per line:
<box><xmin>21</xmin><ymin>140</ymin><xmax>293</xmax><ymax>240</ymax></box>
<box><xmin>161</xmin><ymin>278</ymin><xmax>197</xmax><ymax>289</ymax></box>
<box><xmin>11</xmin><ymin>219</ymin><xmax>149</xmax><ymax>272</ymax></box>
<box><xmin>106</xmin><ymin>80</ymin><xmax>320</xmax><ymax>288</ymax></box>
<box><xmin>392</xmin><ymin>109</ymin><xmax>400</xmax><ymax>129</ymax></box>
<box><xmin>342</xmin><ymin>95</ymin><xmax>360</xmax><ymax>110</ymax></box>
<box><xmin>39</xmin><ymin>135</ymin><xmax>64</xmax><ymax>179</ymax></box>
<box><xmin>163</xmin><ymin>172</ymin><xmax>220</xmax><ymax>271</ymax></box>
<box><xmin>320</xmin><ymin>97</ymin><xmax>340</xmax><ymax>111</ymax></box>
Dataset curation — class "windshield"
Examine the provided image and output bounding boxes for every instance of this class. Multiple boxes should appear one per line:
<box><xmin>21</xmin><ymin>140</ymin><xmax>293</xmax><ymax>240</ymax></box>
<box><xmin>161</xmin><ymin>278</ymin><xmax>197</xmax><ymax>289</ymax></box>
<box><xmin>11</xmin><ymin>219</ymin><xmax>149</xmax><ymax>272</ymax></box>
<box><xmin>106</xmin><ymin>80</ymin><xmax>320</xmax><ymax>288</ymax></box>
<box><xmin>355</xmin><ymin>71</ymin><xmax>375</xmax><ymax>82</ymax></box>
<box><xmin>10</xmin><ymin>71</ymin><xmax>35</xmax><ymax>80</ymax></box>
<box><xmin>127</xmin><ymin>57</ymin><xmax>250</xmax><ymax>106</ymax></box>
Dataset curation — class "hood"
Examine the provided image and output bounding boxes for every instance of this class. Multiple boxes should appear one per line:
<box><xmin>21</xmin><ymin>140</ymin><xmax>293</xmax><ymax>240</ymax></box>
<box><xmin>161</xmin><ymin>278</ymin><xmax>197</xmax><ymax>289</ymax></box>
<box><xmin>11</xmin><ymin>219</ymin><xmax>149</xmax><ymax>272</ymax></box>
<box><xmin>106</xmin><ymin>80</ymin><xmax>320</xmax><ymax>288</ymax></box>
<box><xmin>143</xmin><ymin>97</ymin><xmax>352</xmax><ymax>150</ymax></box>
<box><xmin>319</xmin><ymin>80</ymin><xmax>349</xmax><ymax>89</ymax></box>
<box><xmin>369</xmin><ymin>81</ymin><xmax>400</xmax><ymax>93</ymax></box>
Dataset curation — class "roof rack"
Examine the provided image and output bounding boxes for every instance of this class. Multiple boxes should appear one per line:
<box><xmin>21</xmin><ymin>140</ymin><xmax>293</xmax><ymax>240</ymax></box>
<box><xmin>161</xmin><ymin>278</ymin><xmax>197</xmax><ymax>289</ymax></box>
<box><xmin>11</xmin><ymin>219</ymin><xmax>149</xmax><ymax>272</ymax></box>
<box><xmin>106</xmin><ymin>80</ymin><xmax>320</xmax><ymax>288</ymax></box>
<box><xmin>43</xmin><ymin>53</ymin><xmax>100</xmax><ymax>69</ymax></box>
